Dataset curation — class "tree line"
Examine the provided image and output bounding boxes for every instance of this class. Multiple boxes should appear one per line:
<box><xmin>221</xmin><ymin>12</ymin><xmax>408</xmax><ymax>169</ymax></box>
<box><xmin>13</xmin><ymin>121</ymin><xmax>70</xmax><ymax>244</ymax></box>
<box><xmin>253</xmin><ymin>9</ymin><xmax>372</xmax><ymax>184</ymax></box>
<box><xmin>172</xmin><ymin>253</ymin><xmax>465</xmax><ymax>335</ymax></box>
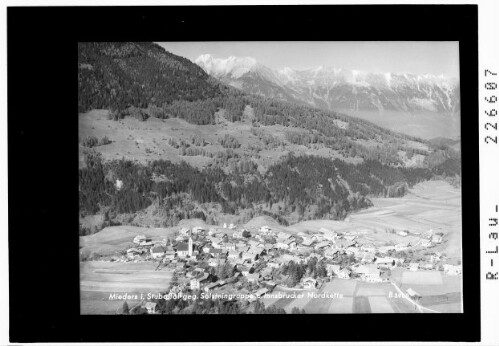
<box><xmin>79</xmin><ymin>150</ymin><xmax>459</xmax><ymax>225</ymax></box>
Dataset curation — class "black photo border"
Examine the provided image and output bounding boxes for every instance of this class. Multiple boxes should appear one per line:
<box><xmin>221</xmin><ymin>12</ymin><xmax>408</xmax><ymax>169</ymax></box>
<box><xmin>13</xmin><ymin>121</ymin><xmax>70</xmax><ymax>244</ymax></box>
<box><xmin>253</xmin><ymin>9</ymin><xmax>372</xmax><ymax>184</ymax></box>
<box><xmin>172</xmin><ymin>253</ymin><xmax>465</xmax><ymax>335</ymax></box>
<box><xmin>8</xmin><ymin>4</ymin><xmax>479</xmax><ymax>343</ymax></box>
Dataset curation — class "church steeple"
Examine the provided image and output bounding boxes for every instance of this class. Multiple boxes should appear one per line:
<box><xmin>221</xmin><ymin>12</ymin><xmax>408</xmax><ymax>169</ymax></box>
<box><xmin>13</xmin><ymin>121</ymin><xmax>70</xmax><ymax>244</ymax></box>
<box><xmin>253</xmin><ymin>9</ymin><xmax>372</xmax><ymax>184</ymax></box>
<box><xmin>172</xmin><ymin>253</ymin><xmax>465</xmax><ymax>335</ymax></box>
<box><xmin>188</xmin><ymin>236</ymin><xmax>193</xmax><ymax>257</ymax></box>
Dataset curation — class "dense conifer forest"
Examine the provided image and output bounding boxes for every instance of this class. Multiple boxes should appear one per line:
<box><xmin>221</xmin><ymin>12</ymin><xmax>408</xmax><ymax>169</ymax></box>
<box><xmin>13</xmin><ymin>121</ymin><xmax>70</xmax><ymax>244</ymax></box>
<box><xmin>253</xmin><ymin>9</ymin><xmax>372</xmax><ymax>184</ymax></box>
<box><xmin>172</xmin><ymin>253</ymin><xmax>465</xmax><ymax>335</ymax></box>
<box><xmin>79</xmin><ymin>150</ymin><xmax>460</xmax><ymax>225</ymax></box>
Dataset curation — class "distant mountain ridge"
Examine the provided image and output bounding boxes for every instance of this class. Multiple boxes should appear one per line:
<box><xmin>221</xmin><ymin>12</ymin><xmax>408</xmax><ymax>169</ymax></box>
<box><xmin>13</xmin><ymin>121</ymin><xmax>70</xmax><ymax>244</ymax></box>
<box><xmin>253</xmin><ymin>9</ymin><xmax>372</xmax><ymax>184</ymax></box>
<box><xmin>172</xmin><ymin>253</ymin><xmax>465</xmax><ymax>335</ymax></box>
<box><xmin>195</xmin><ymin>54</ymin><xmax>460</xmax><ymax>115</ymax></box>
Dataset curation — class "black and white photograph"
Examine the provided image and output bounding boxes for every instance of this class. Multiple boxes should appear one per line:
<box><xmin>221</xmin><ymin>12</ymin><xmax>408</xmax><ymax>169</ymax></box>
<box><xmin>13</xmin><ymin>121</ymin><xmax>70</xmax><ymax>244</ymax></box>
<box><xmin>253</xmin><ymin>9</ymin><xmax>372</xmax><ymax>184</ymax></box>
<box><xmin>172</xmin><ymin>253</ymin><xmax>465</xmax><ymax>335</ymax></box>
<box><xmin>6</xmin><ymin>3</ymin><xmax>491</xmax><ymax>344</ymax></box>
<box><xmin>78</xmin><ymin>41</ymin><xmax>463</xmax><ymax>315</ymax></box>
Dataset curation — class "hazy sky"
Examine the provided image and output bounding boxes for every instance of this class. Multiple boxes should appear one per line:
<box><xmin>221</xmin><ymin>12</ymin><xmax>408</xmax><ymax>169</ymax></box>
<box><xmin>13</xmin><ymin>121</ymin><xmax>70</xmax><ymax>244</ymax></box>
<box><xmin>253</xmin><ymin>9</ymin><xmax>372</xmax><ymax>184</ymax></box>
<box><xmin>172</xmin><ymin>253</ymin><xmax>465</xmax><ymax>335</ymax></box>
<box><xmin>157</xmin><ymin>41</ymin><xmax>459</xmax><ymax>78</ymax></box>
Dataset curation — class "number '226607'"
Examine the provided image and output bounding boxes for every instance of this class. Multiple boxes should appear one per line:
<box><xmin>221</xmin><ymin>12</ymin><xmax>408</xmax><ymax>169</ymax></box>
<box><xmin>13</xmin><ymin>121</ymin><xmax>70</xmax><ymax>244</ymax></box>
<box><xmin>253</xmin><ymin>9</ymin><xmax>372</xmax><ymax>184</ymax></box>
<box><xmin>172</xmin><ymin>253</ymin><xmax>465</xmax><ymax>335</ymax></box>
<box><xmin>485</xmin><ymin>69</ymin><xmax>498</xmax><ymax>144</ymax></box>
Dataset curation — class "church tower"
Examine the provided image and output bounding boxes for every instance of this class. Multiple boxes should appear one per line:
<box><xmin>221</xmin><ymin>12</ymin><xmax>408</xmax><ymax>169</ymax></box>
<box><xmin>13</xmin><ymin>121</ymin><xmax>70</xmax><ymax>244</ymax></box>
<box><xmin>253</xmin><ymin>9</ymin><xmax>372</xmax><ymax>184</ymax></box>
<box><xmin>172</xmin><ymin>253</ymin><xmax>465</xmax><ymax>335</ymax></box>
<box><xmin>188</xmin><ymin>236</ymin><xmax>193</xmax><ymax>257</ymax></box>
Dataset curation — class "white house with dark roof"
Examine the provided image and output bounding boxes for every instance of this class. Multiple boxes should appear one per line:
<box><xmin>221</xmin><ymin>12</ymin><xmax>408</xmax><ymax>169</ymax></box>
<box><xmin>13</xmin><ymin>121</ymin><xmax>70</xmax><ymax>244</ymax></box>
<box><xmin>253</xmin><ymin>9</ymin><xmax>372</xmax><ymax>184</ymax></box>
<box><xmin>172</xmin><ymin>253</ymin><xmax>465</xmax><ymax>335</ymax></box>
<box><xmin>202</xmin><ymin>244</ymin><xmax>213</xmax><ymax>253</ymax></box>
<box><xmin>246</xmin><ymin>273</ymin><xmax>260</xmax><ymax>283</ymax></box>
<box><xmin>326</xmin><ymin>264</ymin><xmax>341</xmax><ymax>276</ymax></box>
<box><xmin>204</xmin><ymin>282</ymin><xmax>219</xmax><ymax>292</ymax></box>
<box><xmin>354</xmin><ymin>264</ymin><xmax>381</xmax><ymax>282</ymax></box>
<box><xmin>406</xmin><ymin>288</ymin><xmax>421</xmax><ymax>299</ymax></box>
<box><xmin>363</xmin><ymin>265</ymin><xmax>381</xmax><ymax>282</ymax></box>
<box><xmin>127</xmin><ymin>247</ymin><xmax>142</xmax><ymax>258</ymax></box>
<box><xmin>360</xmin><ymin>252</ymin><xmax>375</xmax><ymax>263</ymax></box>
<box><xmin>325</xmin><ymin>248</ymin><xmax>340</xmax><ymax>259</ymax></box>
<box><xmin>301</xmin><ymin>237</ymin><xmax>316</xmax><ymax>247</ymax></box>
<box><xmin>335</xmin><ymin>239</ymin><xmax>355</xmax><ymax>249</ymax></box>
<box><xmin>275</xmin><ymin>241</ymin><xmax>290</xmax><ymax>250</ymax></box>
<box><xmin>175</xmin><ymin>234</ymin><xmax>187</xmax><ymax>242</ymax></box>
<box><xmin>227</xmin><ymin>250</ymin><xmax>241</xmax><ymax>261</ymax></box>
<box><xmin>395</xmin><ymin>242</ymin><xmax>411</xmax><ymax>251</ymax></box>
<box><xmin>177</xmin><ymin>237</ymin><xmax>193</xmax><ymax>258</ymax></box>
<box><xmin>259</xmin><ymin>226</ymin><xmax>271</xmax><ymax>234</ymax></box>
<box><xmin>376</xmin><ymin>257</ymin><xmax>396</xmax><ymax>268</ymax></box>
<box><xmin>260</xmin><ymin>267</ymin><xmax>273</xmax><ymax>280</ymax></box>
<box><xmin>409</xmin><ymin>262</ymin><xmax>420</xmax><ymax>271</ymax></box>
<box><xmin>322</xmin><ymin>232</ymin><xmax>338</xmax><ymax>242</ymax></box>
<box><xmin>190</xmin><ymin>278</ymin><xmax>201</xmax><ymax>290</ymax></box>
<box><xmin>133</xmin><ymin>235</ymin><xmax>149</xmax><ymax>245</ymax></box>
<box><xmin>277</xmin><ymin>232</ymin><xmax>291</xmax><ymax>240</ymax></box>
<box><xmin>209</xmin><ymin>248</ymin><xmax>225</xmax><ymax>258</ymax></box>
<box><xmin>208</xmin><ymin>258</ymin><xmax>226</xmax><ymax>267</ymax></box>
<box><xmin>232</xmin><ymin>230</ymin><xmax>244</xmax><ymax>239</ymax></box>
<box><xmin>192</xmin><ymin>226</ymin><xmax>204</xmax><ymax>234</ymax></box>
<box><xmin>239</xmin><ymin>266</ymin><xmax>251</xmax><ymax>276</ymax></box>
<box><xmin>254</xmin><ymin>287</ymin><xmax>268</xmax><ymax>298</ymax></box>
<box><xmin>431</xmin><ymin>234</ymin><xmax>443</xmax><ymax>244</ymax></box>
<box><xmin>145</xmin><ymin>302</ymin><xmax>157</xmax><ymax>314</ymax></box>
<box><xmin>443</xmin><ymin>264</ymin><xmax>462</xmax><ymax>275</ymax></box>
<box><xmin>361</xmin><ymin>243</ymin><xmax>376</xmax><ymax>253</ymax></box>
<box><xmin>150</xmin><ymin>246</ymin><xmax>165</xmax><ymax>259</ymax></box>
<box><xmin>248</xmin><ymin>240</ymin><xmax>260</xmax><ymax>248</ymax></box>
<box><xmin>338</xmin><ymin>268</ymin><xmax>351</xmax><ymax>279</ymax></box>
<box><xmin>267</xmin><ymin>261</ymin><xmax>280</xmax><ymax>269</ymax></box>
<box><xmin>378</xmin><ymin>246</ymin><xmax>395</xmax><ymax>254</ymax></box>
<box><xmin>302</xmin><ymin>277</ymin><xmax>317</xmax><ymax>289</ymax></box>
<box><xmin>314</xmin><ymin>241</ymin><xmax>330</xmax><ymax>250</ymax></box>
<box><xmin>345</xmin><ymin>247</ymin><xmax>360</xmax><ymax>256</ymax></box>
<box><xmin>254</xmin><ymin>234</ymin><xmax>264</xmax><ymax>242</ymax></box>
<box><xmin>418</xmin><ymin>238</ymin><xmax>432</xmax><ymax>247</ymax></box>
<box><xmin>179</xmin><ymin>228</ymin><xmax>190</xmax><ymax>236</ymax></box>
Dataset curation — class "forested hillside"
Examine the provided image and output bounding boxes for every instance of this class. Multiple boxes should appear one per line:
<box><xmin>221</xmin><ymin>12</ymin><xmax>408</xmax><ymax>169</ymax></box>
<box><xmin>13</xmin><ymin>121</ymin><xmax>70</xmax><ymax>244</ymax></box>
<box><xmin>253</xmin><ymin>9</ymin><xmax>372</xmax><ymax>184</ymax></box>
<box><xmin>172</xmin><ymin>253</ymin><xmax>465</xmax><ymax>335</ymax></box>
<box><xmin>79</xmin><ymin>150</ymin><xmax>460</xmax><ymax>230</ymax></box>
<box><xmin>78</xmin><ymin>42</ymin><xmax>232</xmax><ymax>112</ymax></box>
<box><xmin>79</xmin><ymin>42</ymin><xmax>461</xmax><ymax>231</ymax></box>
<box><xmin>78</xmin><ymin>42</ymin><xmax>460</xmax><ymax>166</ymax></box>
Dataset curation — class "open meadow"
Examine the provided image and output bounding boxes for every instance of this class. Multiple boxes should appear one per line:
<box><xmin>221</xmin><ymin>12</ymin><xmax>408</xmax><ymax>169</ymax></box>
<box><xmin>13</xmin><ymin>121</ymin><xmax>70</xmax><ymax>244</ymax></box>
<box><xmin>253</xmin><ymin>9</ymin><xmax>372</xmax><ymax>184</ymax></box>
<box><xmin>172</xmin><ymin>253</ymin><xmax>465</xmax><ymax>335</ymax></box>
<box><xmin>80</xmin><ymin>261</ymin><xmax>174</xmax><ymax>314</ymax></box>
<box><xmin>78</xmin><ymin>109</ymin><xmax>361</xmax><ymax>171</ymax></box>
<box><xmin>348</xmin><ymin>180</ymin><xmax>462</xmax><ymax>259</ymax></box>
<box><xmin>261</xmin><ymin>279</ymin><xmax>416</xmax><ymax>313</ymax></box>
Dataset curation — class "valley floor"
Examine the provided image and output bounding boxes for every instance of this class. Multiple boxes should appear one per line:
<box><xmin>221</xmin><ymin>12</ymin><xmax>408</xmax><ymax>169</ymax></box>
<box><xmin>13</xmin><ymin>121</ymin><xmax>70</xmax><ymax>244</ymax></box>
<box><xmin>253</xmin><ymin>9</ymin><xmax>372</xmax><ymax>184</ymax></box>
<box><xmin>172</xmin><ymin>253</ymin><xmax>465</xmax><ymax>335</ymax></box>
<box><xmin>80</xmin><ymin>180</ymin><xmax>462</xmax><ymax>314</ymax></box>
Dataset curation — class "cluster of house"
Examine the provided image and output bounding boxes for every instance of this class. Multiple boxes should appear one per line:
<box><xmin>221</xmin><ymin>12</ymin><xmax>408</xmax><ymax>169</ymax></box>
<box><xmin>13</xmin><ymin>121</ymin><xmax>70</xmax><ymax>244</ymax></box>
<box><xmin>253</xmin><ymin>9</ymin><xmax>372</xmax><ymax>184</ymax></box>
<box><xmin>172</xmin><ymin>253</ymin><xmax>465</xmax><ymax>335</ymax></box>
<box><xmin>121</xmin><ymin>224</ymin><xmax>460</xmax><ymax>311</ymax></box>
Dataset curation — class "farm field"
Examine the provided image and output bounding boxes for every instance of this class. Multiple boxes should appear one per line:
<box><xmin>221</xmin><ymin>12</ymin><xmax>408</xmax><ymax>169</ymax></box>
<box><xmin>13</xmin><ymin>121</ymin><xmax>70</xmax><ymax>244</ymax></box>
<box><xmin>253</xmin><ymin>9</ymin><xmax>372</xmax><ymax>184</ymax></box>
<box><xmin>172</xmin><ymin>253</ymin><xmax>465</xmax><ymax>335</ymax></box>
<box><xmin>349</xmin><ymin>180</ymin><xmax>462</xmax><ymax>259</ymax></box>
<box><xmin>262</xmin><ymin>279</ymin><xmax>416</xmax><ymax>313</ymax></box>
<box><xmin>390</xmin><ymin>267</ymin><xmax>462</xmax><ymax>313</ymax></box>
<box><xmin>282</xmin><ymin>180</ymin><xmax>461</xmax><ymax>260</ymax></box>
<box><xmin>80</xmin><ymin>261</ymin><xmax>174</xmax><ymax>314</ymax></box>
<box><xmin>79</xmin><ymin>219</ymin><xmax>209</xmax><ymax>258</ymax></box>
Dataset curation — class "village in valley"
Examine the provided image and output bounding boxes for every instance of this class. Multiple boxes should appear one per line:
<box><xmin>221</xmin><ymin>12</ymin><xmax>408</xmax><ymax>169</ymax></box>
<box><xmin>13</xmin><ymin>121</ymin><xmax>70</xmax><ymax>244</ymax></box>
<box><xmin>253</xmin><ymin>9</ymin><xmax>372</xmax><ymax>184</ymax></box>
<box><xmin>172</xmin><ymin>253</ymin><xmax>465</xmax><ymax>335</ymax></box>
<box><xmin>93</xmin><ymin>211</ymin><xmax>461</xmax><ymax>315</ymax></box>
<box><xmin>78</xmin><ymin>42</ymin><xmax>463</xmax><ymax>315</ymax></box>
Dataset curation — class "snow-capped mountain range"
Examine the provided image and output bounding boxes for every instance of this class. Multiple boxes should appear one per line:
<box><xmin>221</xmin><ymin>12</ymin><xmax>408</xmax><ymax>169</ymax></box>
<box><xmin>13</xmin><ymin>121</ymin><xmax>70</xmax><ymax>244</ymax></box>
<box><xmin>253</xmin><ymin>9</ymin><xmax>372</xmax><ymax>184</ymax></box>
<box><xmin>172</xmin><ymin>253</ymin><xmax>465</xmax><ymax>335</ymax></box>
<box><xmin>195</xmin><ymin>54</ymin><xmax>460</xmax><ymax>115</ymax></box>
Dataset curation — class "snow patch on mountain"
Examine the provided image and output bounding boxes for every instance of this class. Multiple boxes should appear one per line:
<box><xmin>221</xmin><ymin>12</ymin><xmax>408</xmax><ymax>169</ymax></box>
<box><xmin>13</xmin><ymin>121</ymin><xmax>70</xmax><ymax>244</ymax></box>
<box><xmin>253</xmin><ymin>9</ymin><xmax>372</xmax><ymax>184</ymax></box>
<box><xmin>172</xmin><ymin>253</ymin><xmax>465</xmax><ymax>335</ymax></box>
<box><xmin>195</xmin><ymin>54</ymin><xmax>460</xmax><ymax>115</ymax></box>
<box><xmin>195</xmin><ymin>54</ymin><xmax>258</xmax><ymax>79</ymax></box>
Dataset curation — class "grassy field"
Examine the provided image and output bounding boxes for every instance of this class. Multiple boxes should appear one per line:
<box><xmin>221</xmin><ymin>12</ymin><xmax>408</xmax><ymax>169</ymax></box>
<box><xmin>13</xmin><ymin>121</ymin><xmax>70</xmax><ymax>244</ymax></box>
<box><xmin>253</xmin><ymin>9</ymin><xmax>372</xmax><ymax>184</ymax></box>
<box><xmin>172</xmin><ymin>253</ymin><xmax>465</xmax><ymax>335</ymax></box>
<box><xmin>282</xmin><ymin>180</ymin><xmax>462</xmax><ymax>261</ymax></box>
<box><xmin>80</xmin><ymin>261</ymin><xmax>173</xmax><ymax>314</ymax></box>
<box><xmin>260</xmin><ymin>279</ymin><xmax>417</xmax><ymax>314</ymax></box>
<box><xmin>353</xmin><ymin>296</ymin><xmax>372</xmax><ymax>313</ymax></box>
<box><xmin>401</xmin><ymin>271</ymin><xmax>443</xmax><ymax>285</ymax></box>
<box><xmin>349</xmin><ymin>180</ymin><xmax>462</xmax><ymax>258</ymax></box>
<box><xmin>78</xmin><ymin>109</ymin><xmax>361</xmax><ymax>170</ymax></box>
<box><xmin>81</xmin><ymin>261</ymin><xmax>174</xmax><ymax>292</ymax></box>
<box><xmin>390</xmin><ymin>268</ymin><xmax>462</xmax><ymax>313</ymax></box>
<box><xmin>79</xmin><ymin>220</ymin><xmax>210</xmax><ymax>257</ymax></box>
<box><xmin>368</xmin><ymin>297</ymin><xmax>393</xmax><ymax>313</ymax></box>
